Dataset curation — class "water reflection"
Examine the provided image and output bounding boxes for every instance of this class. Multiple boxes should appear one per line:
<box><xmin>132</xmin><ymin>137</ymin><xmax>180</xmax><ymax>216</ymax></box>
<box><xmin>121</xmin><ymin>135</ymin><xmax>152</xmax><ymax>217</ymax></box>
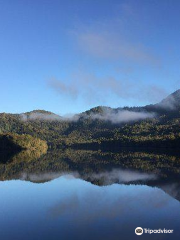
<box><xmin>0</xmin><ymin>175</ymin><xmax>180</xmax><ymax>240</ymax></box>
<box><xmin>0</xmin><ymin>148</ymin><xmax>180</xmax><ymax>197</ymax></box>
<box><xmin>1</xmin><ymin>148</ymin><xmax>180</xmax><ymax>181</ymax></box>
<box><xmin>0</xmin><ymin>148</ymin><xmax>180</xmax><ymax>239</ymax></box>
<box><xmin>19</xmin><ymin>168</ymin><xmax>157</xmax><ymax>185</ymax></box>
<box><xmin>83</xmin><ymin>168</ymin><xmax>157</xmax><ymax>184</ymax></box>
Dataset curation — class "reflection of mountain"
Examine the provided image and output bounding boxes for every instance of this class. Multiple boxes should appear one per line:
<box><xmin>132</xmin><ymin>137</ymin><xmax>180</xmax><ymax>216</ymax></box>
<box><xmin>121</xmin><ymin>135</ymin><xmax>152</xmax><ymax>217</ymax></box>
<box><xmin>151</xmin><ymin>181</ymin><xmax>180</xmax><ymax>203</ymax></box>
<box><xmin>0</xmin><ymin>148</ymin><xmax>180</xmax><ymax>201</ymax></box>
<box><xmin>0</xmin><ymin>150</ymin><xmax>70</xmax><ymax>181</ymax></box>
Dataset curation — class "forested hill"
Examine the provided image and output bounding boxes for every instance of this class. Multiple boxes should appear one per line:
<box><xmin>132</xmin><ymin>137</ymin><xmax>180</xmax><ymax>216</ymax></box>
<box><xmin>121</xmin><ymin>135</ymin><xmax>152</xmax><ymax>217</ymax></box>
<box><xmin>0</xmin><ymin>133</ymin><xmax>48</xmax><ymax>152</ymax></box>
<box><xmin>1</xmin><ymin>89</ymin><xmax>180</xmax><ymax>149</ymax></box>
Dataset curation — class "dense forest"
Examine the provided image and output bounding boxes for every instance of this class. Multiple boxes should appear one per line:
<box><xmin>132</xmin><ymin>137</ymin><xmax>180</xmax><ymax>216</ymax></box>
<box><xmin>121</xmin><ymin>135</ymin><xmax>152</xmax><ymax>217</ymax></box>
<box><xmin>0</xmin><ymin>89</ymin><xmax>180</xmax><ymax>149</ymax></box>
<box><xmin>0</xmin><ymin>133</ymin><xmax>48</xmax><ymax>153</ymax></box>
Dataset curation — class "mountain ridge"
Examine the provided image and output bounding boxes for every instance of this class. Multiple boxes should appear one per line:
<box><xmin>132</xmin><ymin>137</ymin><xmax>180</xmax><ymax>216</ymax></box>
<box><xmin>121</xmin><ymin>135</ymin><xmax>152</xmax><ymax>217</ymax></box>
<box><xmin>0</xmin><ymin>89</ymin><xmax>180</xmax><ymax>149</ymax></box>
<box><xmin>1</xmin><ymin>89</ymin><xmax>180</xmax><ymax>118</ymax></box>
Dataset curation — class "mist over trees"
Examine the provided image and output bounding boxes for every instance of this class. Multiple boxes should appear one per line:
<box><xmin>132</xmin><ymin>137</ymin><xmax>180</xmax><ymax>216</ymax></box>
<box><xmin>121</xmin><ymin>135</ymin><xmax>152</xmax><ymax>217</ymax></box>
<box><xmin>0</xmin><ymin>90</ymin><xmax>180</xmax><ymax>149</ymax></box>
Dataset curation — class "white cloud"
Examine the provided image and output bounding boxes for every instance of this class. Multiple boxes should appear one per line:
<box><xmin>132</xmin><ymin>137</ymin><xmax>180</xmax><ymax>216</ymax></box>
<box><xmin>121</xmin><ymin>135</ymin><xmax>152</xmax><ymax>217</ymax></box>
<box><xmin>75</xmin><ymin>31</ymin><xmax>159</xmax><ymax>66</ymax></box>
<box><xmin>48</xmin><ymin>73</ymin><xmax>168</xmax><ymax>105</ymax></box>
<box><xmin>86</xmin><ymin>109</ymin><xmax>155</xmax><ymax>124</ymax></box>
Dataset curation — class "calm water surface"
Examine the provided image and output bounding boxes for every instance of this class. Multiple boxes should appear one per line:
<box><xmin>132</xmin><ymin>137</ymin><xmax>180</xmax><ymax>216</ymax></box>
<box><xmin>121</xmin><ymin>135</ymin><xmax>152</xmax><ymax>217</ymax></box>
<box><xmin>0</xmin><ymin>149</ymin><xmax>180</xmax><ymax>240</ymax></box>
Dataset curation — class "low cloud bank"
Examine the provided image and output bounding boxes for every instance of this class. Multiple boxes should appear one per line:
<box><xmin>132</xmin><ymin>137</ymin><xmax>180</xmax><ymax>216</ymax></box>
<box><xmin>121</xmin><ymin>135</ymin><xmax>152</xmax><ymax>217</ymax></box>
<box><xmin>20</xmin><ymin>112</ymin><xmax>62</xmax><ymax>121</ymax></box>
<box><xmin>88</xmin><ymin>109</ymin><xmax>155</xmax><ymax>124</ymax></box>
<box><xmin>20</xmin><ymin>112</ymin><xmax>79</xmax><ymax>122</ymax></box>
<box><xmin>20</xmin><ymin>109</ymin><xmax>155</xmax><ymax>124</ymax></box>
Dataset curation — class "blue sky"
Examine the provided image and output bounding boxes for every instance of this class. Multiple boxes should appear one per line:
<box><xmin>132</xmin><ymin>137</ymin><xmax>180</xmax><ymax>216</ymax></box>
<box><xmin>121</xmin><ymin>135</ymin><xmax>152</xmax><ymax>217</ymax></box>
<box><xmin>0</xmin><ymin>0</ymin><xmax>180</xmax><ymax>115</ymax></box>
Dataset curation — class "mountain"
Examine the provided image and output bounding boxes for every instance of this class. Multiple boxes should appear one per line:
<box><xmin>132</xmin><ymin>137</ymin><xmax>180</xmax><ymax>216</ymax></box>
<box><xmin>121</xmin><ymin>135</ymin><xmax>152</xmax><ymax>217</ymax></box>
<box><xmin>0</xmin><ymin>89</ymin><xmax>180</xmax><ymax>149</ymax></box>
<box><xmin>21</xmin><ymin>109</ymin><xmax>62</xmax><ymax>121</ymax></box>
<box><xmin>81</xmin><ymin>89</ymin><xmax>180</xmax><ymax>118</ymax></box>
<box><xmin>154</xmin><ymin>89</ymin><xmax>180</xmax><ymax>111</ymax></box>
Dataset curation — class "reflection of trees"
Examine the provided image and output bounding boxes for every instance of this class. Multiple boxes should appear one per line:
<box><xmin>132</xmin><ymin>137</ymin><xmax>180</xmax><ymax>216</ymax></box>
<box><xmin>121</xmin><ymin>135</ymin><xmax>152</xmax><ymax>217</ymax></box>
<box><xmin>0</xmin><ymin>149</ymin><xmax>69</xmax><ymax>181</ymax></box>
<box><xmin>1</xmin><ymin>148</ymin><xmax>180</xmax><ymax>202</ymax></box>
<box><xmin>0</xmin><ymin>148</ymin><xmax>180</xmax><ymax>182</ymax></box>
<box><xmin>11</xmin><ymin>149</ymin><xmax>47</xmax><ymax>162</ymax></box>
<box><xmin>57</xmin><ymin>149</ymin><xmax>180</xmax><ymax>177</ymax></box>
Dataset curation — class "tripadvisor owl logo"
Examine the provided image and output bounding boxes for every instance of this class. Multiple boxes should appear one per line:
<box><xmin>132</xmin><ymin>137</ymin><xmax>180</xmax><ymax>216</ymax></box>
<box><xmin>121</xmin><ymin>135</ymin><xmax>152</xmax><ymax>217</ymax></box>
<box><xmin>135</xmin><ymin>227</ymin><xmax>143</xmax><ymax>235</ymax></box>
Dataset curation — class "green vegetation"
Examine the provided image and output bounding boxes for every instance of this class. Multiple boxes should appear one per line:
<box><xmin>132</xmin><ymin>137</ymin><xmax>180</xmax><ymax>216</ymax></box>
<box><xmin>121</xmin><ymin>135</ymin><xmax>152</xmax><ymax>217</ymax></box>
<box><xmin>0</xmin><ymin>90</ymin><xmax>180</xmax><ymax>149</ymax></box>
<box><xmin>0</xmin><ymin>133</ymin><xmax>48</xmax><ymax>152</ymax></box>
<box><xmin>1</xmin><ymin>110</ymin><xmax>180</xmax><ymax>149</ymax></box>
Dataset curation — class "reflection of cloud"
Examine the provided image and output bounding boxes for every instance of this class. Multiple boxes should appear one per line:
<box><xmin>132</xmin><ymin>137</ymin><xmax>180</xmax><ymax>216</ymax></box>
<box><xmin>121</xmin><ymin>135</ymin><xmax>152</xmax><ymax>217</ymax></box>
<box><xmin>20</xmin><ymin>172</ymin><xmax>80</xmax><ymax>183</ymax></box>
<box><xmin>51</xmin><ymin>193</ymin><xmax>79</xmax><ymax>217</ymax></box>
<box><xmin>85</xmin><ymin>168</ymin><xmax>157</xmax><ymax>185</ymax></box>
<box><xmin>48</xmin><ymin>178</ymin><xmax>173</xmax><ymax>231</ymax></box>
<box><xmin>20</xmin><ymin>169</ymin><xmax>157</xmax><ymax>185</ymax></box>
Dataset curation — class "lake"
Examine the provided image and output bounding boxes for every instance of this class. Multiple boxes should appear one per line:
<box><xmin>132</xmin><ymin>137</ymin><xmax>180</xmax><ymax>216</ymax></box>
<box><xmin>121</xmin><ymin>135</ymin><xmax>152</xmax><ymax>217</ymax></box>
<box><xmin>0</xmin><ymin>149</ymin><xmax>180</xmax><ymax>240</ymax></box>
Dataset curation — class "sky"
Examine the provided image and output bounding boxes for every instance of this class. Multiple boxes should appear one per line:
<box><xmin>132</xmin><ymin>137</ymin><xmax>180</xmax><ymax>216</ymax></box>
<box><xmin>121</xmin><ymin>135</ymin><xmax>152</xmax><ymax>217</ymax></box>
<box><xmin>0</xmin><ymin>0</ymin><xmax>180</xmax><ymax>115</ymax></box>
